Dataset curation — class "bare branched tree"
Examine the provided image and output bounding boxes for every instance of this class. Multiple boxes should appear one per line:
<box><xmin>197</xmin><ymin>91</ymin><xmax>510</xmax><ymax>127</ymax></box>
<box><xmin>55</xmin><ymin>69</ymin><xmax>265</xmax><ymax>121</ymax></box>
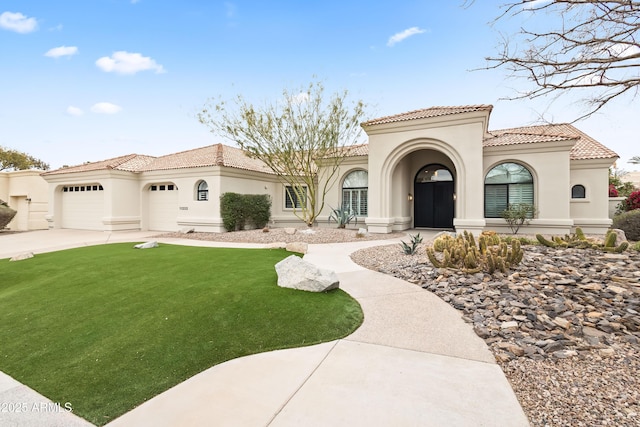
<box><xmin>198</xmin><ymin>81</ymin><xmax>366</xmax><ymax>227</ymax></box>
<box><xmin>470</xmin><ymin>0</ymin><xmax>640</xmax><ymax>120</ymax></box>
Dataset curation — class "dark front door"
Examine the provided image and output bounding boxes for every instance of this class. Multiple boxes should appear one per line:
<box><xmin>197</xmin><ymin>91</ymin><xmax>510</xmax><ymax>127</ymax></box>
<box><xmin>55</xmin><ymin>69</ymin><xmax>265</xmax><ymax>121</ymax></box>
<box><xmin>414</xmin><ymin>164</ymin><xmax>454</xmax><ymax>229</ymax></box>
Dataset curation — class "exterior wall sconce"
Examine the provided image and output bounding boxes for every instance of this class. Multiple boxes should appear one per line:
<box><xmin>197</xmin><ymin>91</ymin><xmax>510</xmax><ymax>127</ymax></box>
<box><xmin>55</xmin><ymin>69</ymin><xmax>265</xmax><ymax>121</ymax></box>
<box><xmin>453</xmin><ymin>193</ymin><xmax>457</xmax><ymax>201</ymax></box>
<box><xmin>408</xmin><ymin>193</ymin><xmax>413</xmax><ymax>201</ymax></box>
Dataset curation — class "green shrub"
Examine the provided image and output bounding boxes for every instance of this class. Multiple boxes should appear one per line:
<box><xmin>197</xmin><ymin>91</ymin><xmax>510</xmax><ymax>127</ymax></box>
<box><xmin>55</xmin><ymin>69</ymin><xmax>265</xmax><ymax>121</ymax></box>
<box><xmin>0</xmin><ymin>199</ymin><xmax>17</xmax><ymax>229</ymax></box>
<box><xmin>220</xmin><ymin>193</ymin><xmax>271</xmax><ymax>231</ymax></box>
<box><xmin>633</xmin><ymin>241</ymin><xmax>640</xmax><ymax>251</ymax></box>
<box><xmin>501</xmin><ymin>203</ymin><xmax>537</xmax><ymax>234</ymax></box>
<box><xmin>612</xmin><ymin>209</ymin><xmax>640</xmax><ymax>241</ymax></box>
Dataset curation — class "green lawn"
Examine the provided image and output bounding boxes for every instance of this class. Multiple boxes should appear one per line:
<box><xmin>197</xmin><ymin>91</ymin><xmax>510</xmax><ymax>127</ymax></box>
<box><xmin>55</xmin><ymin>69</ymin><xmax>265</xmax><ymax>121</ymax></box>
<box><xmin>0</xmin><ymin>243</ymin><xmax>363</xmax><ymax>425</ymax></box>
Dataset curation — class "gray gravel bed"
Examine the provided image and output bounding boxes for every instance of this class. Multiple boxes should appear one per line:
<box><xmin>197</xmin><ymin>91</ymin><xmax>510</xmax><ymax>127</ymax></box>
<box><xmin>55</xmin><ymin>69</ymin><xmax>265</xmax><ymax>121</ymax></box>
<box><xmin>351</xmin><ymin>242</ymin><xmax>640</xmax><ymax>427</ymax></box>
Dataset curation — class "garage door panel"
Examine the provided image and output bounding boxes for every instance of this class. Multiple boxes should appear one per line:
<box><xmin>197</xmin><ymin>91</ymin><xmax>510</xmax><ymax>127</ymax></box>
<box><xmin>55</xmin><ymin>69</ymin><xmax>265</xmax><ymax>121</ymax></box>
<box><xmin>148</xmin><ymin>187</ymin><xmax>178</xmax><ymax>231</ymax></box>
<box><xmin>61</xmin><ymin>188</ymin><xmax>104</xmax><ymax>230</ymax></box>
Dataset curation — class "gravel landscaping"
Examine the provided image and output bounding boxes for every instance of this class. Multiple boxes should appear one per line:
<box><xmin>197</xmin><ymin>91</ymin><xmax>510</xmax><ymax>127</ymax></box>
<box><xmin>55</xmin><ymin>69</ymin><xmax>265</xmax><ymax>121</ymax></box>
<box><xmin>157</xmin><ymin>227</ymin><xmax>640</xmax><ymax>426</ymax></box>
<box><xmin>157</xmin><ymin>227</ymin><xmax>406</xmax><ymax>244</ymax></box>
<box><xmin>351</xmin><ymin>239</ymin><xmax>640</xmax><ymax>427</ymax></box>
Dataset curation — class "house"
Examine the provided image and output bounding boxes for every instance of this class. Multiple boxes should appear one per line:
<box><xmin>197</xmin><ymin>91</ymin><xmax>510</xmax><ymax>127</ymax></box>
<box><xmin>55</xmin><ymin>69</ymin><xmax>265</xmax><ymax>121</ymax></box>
<box><xmin>0</xmin><ymin>170</ymin><xmax>49</xmax><ymax>231</ymax></box>
<box><xmin>41</xmin><ymin>105</ymin><xmax>618</xmax><ymax>235</ymax></box>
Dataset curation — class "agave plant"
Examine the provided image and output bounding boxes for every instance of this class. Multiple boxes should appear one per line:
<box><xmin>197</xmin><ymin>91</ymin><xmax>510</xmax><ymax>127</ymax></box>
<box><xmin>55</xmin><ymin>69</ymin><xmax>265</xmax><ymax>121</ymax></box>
<box><xmin>328</xmin><ymin>206</ymin><xmax>357</xmax><ymax>229</ymax></box>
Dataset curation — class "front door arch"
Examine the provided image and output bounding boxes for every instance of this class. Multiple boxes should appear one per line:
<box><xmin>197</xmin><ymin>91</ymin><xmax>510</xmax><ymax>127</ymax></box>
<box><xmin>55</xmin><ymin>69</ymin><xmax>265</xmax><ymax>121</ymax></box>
<box><xmin>414</xmin><ymin>164</ymin><xmax>454</xmax><ymax>228</ymax></box>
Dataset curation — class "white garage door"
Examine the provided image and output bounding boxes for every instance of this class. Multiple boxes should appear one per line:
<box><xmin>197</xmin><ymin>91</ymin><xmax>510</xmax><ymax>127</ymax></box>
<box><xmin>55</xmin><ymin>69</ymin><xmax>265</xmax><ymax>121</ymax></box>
<box><xmin>61</xmin><ymin>184</ymin><xmax>105</xmax><ymax>230</ymax></box>
<box><xmin>148</xmin><ymin>183</ymin><xmax>178</xmax><ymax>231</ymax></box>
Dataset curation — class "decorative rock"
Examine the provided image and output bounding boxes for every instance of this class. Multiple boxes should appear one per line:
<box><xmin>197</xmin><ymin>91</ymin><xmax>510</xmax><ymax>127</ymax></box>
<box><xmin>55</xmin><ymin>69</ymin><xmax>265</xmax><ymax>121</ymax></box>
<box><xmin>10</xmin><ymin>252</ymin><xmax>34</xmax><ymax>261</ymax></box>
<box><xmin>286</xmin><ymin>242</ymin><xmax>308</xmax><ymax>254</ymax></box>
<box><xmin>274</xmin><ymin>255</ymin><xmax>339</xmax><ymax>292</ymax></box>
<box><xmin>501</xmin><ymin>321</ymin><xmax>518</xmax><ymax>329</ymax></box>
<box><xmin>357</xmin><ymin>228</ymin><xmax>368</xmax><ymax>236</ymax></box>
<box><xmin>284</xmin><ymin>228</ymin><xmax>297</xmax><ymax>235</ymax></box>
<box><xmin>266</xmin><ymin>242</ymin><xmax>287</xmax><ymax>249</ymax></box>
<box><xmin>134</xmin><ymin>241</ymin><xmax>159</xmax><ymax>249</ymax></box>
<box><xmin>180</xmin><ymin>227</ymin><xmax>195</xmax><ymax>234</ymax></box>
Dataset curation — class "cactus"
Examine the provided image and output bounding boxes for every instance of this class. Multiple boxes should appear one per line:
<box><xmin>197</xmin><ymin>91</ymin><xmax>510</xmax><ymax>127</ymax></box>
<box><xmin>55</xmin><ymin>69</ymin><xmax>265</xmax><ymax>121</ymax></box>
<box><xmin>604</xmin><ymin>230</ymin><xmax>617</xmax><ymax>248</ymax></box>
<box><xmin>426</xmin><ymin>231</ymin><xmax>524</xmax><ymax>275</ymax></box>
<box><xmin>536</xmin><ymin>227</ymin><xmax>628</xmax><ymax>253</ymax></box>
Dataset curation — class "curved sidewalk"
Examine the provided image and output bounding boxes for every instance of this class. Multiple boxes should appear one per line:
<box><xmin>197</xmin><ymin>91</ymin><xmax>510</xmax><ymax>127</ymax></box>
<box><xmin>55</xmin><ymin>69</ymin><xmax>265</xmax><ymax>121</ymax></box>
<box><xmin>0</xmin><ymin>230</ymin><xmax>529</xmax><ymax>426</ymax></box>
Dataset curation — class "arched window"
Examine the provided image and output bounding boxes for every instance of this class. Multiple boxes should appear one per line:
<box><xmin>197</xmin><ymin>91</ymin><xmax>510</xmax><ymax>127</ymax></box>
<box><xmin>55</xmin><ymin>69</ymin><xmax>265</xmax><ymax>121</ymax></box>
<box><xmin>571</xmin><ymin>184</ymin><xmax>586</xmax><ymax>199</ymax></box>
<box><xmin>342</xmin><ymin>170</ymin><xmax>368</xmax><ymax>216</ymax></box>
<box><xmin>196</xmin><ymin>180</ymin><xmax>208</xmax><ymax>201</ymax></box>
<box><xmin>484</xmin><ymin>162</ymin><xmax>533</xmax><ymax>218</ymax></box>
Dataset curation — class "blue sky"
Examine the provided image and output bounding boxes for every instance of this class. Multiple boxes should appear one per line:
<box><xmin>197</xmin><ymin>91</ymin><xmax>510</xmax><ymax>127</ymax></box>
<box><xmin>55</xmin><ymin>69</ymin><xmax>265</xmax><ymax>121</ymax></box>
<box><xmin>1</xmin><ymin>0</ymin><xmax>638</xmax><ymax>170</ymax></box>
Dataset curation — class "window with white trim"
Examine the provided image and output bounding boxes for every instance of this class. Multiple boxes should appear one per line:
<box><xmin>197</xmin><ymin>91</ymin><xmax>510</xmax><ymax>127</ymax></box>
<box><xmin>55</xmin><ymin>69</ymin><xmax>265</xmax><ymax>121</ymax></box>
<box><xmin>484</xmin><ymin>162</ymin><xmax>534</xmax><ymax>218</ymax></box>
<box><xmin>342</xmin><ymin>170</ymin><xmax>368</xmax><ymax>216</ymax></box>
<box><xmin>285</xmin><ymin>186</ymin><xmax>307</xmax><ymax>209</ymax></box>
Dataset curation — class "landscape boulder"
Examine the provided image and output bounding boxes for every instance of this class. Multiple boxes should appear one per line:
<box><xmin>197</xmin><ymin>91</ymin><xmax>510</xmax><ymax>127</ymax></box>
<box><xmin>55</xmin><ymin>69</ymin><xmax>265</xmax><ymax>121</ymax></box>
<box><xmin>266</xmin><ymin>242</ymin><xmax>287</xmax><ymax>249</ymax></box>
<box><xmin>286</xmin><ymin>242</ymin><xmax>308</xmax><ymax>254</ymax></box>
<box><xmin>275</xmin><ymin>255</ymin><xmax>339</xmax><ymax>292</ymax></box>
<box><xmin>134</xmin><ymin>241</ymin><xmax>159</xmax><ymax>249</ymax></box>
<box><xmin>284</xmin><ymin>228</ymin><xmax>297</xmax><ymax>235</ymax></box>
<box><xmin>10</xmin><ymin>252</ymin><xmax>34</xmax><ymax>262</ymax></box>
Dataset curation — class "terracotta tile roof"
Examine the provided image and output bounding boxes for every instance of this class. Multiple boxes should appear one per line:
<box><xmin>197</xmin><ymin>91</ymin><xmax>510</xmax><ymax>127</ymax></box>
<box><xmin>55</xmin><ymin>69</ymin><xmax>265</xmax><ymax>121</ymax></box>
<box><xmin>41</xmin><ymin>154</ymin><xmax>156</xmax><ymax>175</ymax></box>
<box><xmin>323</xmin><ymin>143</ymin><xmax>369</xmax><ymax>158</ymax></box>
<box><xmin>43</xmin><ymin>144</ymin><xmax>276</xmax><ymax>175</ymax></box>
<box><xmin>146</xmin><ymin>143</ymin><xmax>274</xmax><ymax>174</ymax></box>
<box><xmin>485</xmin><ymin>123</ymin><xmax>618</xmax><ymax>160</ymax></box>
<box><xmin>363</xmin><ymin>105</ymin><xmax>493</xmax><ymax>126</ymax></box>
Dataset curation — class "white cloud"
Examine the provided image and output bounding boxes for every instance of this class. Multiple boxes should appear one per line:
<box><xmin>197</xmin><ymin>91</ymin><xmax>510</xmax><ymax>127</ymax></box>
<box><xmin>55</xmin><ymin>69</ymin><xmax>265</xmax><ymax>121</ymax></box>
<box><xmin>225</xmin><ymin>2</ymin><xmax>236</xmax><ymax>18</ymax></box>
<box><xmin>522</xmin><ymin>0</ymin><xmax>552</xmax><ymax>10</ymax></box>
<box><xmin>0</xmin><ymin>11</ymin><xmax>38</xmax><ymax>33</ymax></box>
<box><xmin>289</xmin><ymin>92</ymin><xmax>309</xmax><ymax>105</ymax></box>
<box><xmin>91</xmin><ymin>102</ymin><xmax>122</xmax><ymax>114</ymax></box>
<box><xmin>387</xmin><ymin>27</ymin><xmax>426</xmax><ymax>47</ymax></box>
<box><xmin>49</xmin><ymin>24</ymin><xmax>63</xmax><ymax>32</ymax></box>
<box><xmin>606</xmin><ymin>43</ymin><xmax>640</xmax><ymax>59</ymax></box>
<box><xmin>66</xmin><ymin>106</ymin><xmax>84</xmax><ymax>116</ymax></box>
<box><xmin>45</xmin><ymin>46</ymin><xmax>78</xmax><ymax>58</ymax></box>
<box><xmin>95</xmin><ymin>51</ymin><xmax>166</xmax><ymax>75</ymax></box>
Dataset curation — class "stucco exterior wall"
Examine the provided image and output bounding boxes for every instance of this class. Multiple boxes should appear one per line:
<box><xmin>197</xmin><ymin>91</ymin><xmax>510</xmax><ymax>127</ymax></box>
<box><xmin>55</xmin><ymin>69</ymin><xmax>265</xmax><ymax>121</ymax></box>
<box><xmin>0</xmin><ymin>170</ymin><xmax>49</xmax><ymax>230</ymax></box>
<box><xmin>483</xmin><ymin>141</ymin><xmax>575</xmax><ymax>234</ymax></box>
<box><xmin>364</xmin><ymin>113</ymin><xmax>489</xmax><ymax>234</ymax></box>
<box><xmin>569</xmin><ymin>160</ymin><xmax>614</xmax><ymax>233</ymax></box>
<box><xmin>316</xmin><ymin>156</ymin><xmax>369</xmax><ymax>229</ymax></box>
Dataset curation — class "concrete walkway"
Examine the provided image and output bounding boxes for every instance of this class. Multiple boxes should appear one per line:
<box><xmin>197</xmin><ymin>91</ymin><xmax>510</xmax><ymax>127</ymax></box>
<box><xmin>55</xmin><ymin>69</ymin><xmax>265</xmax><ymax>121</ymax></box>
<box><xmin>0</xmin><ymin>230</ymin><xmax>530</xmax><ymax>426</ymax></box>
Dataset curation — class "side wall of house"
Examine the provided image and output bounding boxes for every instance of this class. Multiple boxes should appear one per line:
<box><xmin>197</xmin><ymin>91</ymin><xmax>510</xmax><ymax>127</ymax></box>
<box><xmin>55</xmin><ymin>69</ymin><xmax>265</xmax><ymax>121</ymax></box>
<box><xmin>570</xmin><ymin>159</ymin><xmax>614</xmax><ymax>233</ymax></box>
<box><xmin>0</xmin><ymin>171</ymin><xmax>49</xmax><ymax>230</ymax></box>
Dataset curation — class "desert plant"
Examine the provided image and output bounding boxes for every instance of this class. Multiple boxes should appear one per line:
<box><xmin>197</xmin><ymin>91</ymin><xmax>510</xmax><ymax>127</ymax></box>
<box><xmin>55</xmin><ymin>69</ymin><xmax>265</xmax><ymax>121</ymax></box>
<box><xmin>633</xmin><ymin>241</ymin><xmax>640</xmax><ymax>251</ymax></box>
<box><xmin>426</xmin><ymin>231</ymin><xmax>524</xmax><ymax>274</ymax></box>
<box><xmin>501</xmin><ymin>203</ymin><xmax>537</xmax><ymax>234</ymax></box>
<box><xmin>536</xmin><ymin>228</ymin><xmax>629</xmax><ymax>253</ymax></box>
<box><xmin>328</xmin><ymin>206</ymin><xmax>357</xmax><ymax>229</ymax></box>
<box><xmin>400</xmin><ymin>233</ymin><xmax>423</xmax><ymax>255</ymax></box>
<box><xmin>0</xmin><ymin>199</ymin><xmax>17</xmax><ymax>229</ymax></box>
<box><xmin>612</xmin><ymin>209</ymin><xmax>640</xmax><ymax>241</ymax></box>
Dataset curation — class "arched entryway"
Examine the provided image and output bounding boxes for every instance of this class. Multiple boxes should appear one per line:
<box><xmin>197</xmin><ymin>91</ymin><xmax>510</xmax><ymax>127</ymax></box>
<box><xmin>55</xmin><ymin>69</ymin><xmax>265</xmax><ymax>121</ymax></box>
<box><xmin>414</xmin><ymin>164</ymin><xmax>454</xmax><ymax>229</ymax></box>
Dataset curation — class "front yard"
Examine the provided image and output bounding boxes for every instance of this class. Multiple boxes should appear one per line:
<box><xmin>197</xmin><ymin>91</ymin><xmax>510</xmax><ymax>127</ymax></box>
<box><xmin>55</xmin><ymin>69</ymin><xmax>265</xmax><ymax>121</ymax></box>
<box><xmin>0</xmin><ymin>243</ymin><xmax>363</xmax><ymax>425</ymax></box>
